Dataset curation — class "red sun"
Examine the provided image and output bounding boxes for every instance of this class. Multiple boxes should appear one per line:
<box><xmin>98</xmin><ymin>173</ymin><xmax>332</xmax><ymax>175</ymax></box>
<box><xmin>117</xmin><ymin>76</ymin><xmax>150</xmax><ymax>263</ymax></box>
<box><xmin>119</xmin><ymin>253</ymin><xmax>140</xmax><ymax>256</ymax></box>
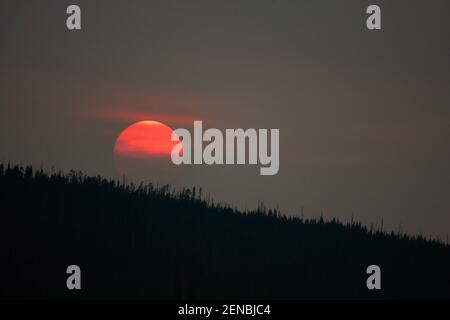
<box><xmin>114</xmin><ymin>120</ymin><xmax>180</xmax><ymax>158</ymax></box>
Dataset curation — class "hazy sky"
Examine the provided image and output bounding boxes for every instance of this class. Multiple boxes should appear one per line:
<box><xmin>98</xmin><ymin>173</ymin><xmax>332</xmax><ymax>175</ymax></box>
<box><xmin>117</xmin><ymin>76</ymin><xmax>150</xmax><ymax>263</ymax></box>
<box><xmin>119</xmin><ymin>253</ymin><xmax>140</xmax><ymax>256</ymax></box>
<box><xmin>1</xmin><ymin>0</ymin><xmax>449</xmax><ymax>238</ymax></box>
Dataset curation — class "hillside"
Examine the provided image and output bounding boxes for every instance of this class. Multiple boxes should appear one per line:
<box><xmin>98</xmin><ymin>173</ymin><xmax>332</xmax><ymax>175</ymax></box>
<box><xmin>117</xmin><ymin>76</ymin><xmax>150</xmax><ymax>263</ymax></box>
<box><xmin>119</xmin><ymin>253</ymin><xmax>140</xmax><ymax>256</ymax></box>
<box><xmin>1</xmin><ymin>164</ymin><xmax>449</xmax><ymax>299</ymax></box>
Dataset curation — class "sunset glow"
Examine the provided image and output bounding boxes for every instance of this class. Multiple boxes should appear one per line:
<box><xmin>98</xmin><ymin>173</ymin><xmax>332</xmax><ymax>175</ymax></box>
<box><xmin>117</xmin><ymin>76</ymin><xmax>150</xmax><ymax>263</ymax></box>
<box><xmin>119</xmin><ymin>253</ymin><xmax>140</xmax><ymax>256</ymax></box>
<box><xmin>114</xmin><ymin>121</ymin><xmax>180</xmax><ymax>158</ymax></box>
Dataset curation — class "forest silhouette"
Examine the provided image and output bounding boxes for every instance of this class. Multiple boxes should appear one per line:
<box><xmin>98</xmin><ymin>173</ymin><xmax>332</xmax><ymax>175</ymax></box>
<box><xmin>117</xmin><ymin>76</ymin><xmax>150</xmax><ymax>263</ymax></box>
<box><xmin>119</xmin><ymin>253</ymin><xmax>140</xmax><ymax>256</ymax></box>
<box><xmin>1</xmin><ymin>164</ymin><xmax>449</xmax><ymax>299</ymax></box>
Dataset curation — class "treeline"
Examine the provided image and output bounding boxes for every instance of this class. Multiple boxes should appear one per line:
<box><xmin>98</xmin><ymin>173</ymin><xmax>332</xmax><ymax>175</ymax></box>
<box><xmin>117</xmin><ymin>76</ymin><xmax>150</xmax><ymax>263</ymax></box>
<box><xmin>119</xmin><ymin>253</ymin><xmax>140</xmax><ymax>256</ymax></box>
<box><xmin>0</xmin><ymin>164</ymin><xmax>449</xmax><ymax>299</ymax></box>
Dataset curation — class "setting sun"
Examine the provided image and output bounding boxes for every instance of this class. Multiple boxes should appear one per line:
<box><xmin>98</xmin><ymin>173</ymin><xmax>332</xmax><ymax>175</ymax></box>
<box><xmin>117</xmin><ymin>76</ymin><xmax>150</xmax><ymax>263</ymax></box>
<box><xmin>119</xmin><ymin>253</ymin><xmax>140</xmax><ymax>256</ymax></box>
<box><xmin>114</xmin><ymin>120</ymin><xmax>180</xmax><ymax>158</ymax></box>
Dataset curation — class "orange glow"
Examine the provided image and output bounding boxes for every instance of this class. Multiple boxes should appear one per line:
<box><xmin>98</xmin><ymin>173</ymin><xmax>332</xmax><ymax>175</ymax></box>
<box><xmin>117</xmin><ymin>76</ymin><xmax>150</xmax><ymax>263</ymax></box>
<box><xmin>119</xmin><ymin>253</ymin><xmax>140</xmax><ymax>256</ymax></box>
<box><xmin>114</xmin><ymin>121</ymin><xmax>180</xmax><ymax>158</ymax></box>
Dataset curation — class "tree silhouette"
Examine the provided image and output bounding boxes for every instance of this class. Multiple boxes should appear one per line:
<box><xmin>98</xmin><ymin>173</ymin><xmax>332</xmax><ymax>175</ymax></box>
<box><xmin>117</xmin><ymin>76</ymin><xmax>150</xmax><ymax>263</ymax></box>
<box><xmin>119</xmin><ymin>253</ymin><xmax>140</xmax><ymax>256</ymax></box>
<box><xmin>0</xmin><ymin>163</ymin><xmax>449</xmax><ymax>299</ymax></box>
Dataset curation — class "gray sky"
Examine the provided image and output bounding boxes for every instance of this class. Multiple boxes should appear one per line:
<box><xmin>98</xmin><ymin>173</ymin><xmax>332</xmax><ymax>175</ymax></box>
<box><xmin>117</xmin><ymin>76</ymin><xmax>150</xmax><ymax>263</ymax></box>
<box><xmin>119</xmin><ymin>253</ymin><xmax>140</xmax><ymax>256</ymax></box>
<box><xmin>1</xmin><ymin>0</ymin><xmax>449</xmax><ymax>238</ymax></box>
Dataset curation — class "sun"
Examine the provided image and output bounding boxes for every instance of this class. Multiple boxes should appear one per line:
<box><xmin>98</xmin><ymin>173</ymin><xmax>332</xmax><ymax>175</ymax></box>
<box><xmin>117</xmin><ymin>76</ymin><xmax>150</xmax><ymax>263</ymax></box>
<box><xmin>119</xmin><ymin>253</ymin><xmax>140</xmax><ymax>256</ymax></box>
<box><xmin>114</xmin><ymin>120</ymin><xmax>180</xmax><ymax>158</ymax></box>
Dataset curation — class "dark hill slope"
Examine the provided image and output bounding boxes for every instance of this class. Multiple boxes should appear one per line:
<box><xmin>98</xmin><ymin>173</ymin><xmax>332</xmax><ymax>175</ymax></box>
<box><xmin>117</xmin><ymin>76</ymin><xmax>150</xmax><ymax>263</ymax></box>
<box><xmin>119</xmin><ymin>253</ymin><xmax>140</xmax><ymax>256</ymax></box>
<box><xmin>0</xmin><ymin>165</ymin><xmax>449</xmax><ymax>299</ymax></box>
